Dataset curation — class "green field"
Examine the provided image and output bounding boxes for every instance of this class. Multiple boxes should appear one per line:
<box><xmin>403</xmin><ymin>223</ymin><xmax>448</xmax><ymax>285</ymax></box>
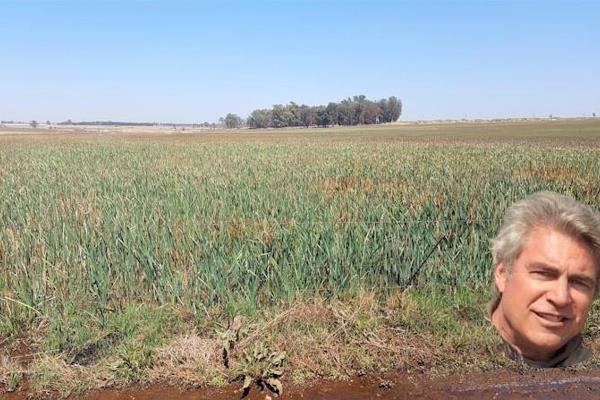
<box><xmin>1</xmin><ymin>119</ymin><xmax>600</xmax><ymax>396</ymax></box>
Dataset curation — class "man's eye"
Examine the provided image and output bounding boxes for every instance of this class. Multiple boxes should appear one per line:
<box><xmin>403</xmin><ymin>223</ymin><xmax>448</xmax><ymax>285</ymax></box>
<box><xmin>531</xmin><ymin>270</ymin><xmax>552</xmax><ymax>278</ymax></box>
<box><xmin>572</xmin><ymin>280</ymin><xmax>593</xmax><ymax>291</ymax></box>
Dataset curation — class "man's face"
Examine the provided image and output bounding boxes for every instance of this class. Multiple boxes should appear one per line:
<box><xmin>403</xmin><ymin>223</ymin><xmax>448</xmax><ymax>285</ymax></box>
<box><xmin>493</xmin><ymin>225</ymin><xmax>598</xmax><ymax>361</ymax></box>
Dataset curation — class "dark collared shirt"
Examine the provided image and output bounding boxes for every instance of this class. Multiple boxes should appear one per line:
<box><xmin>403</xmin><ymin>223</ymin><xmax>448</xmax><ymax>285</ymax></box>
<box><xmin>502</xmin><ymin>335</ymin><xmax>591</xmax><ymax>368</ymax></box>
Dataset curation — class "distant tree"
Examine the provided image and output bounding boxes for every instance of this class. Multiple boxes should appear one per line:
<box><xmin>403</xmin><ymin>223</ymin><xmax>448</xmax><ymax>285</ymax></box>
<box><xmin>30</xmin><ymin>120</ymin><xmax>38</xmax><ymax>128</ymax></box>
<box><xmin>271</xmin><ymin>105</ymin><xmax>288</xmax><ymax>128</ymax></box>
<box><xmin>351</xmin><ymin>95</ymin><xmax>365</xmax><ymax>124</ymax></box>
<box><xmin>378</xmin><ymin>98</ymin><xmax>389</xmax><ymax>122</ymax></box>
<box><xmin>362</xmin><ymin>102</ymin><xmax>380</xmax><ymax>124</ymax></box>
<box><xmin>594</xmin><ymin>112</ymin><xmax>597</xmax><ymax>118</ymax></box>
<box><xmin>46</xmin><ymin>120</ymin><xmax>51</xmax><ymax>126</ymax></box>
<box><xmin>243</xmin><ymin>95</ymin><xmax>401</xmax><ymax>130</ymax></box>
<box><xmin>338</xmin><ymin>99</ymin><xmax>354</xmax><ymax>125</ymax></box>
<box><xmin>282</xmin><ymin>104</ymin><xmax>298</xmax><ymax>127</ymax></box>
<box><xmin>325</xmin><ymin>102</ymin><xmax>338</xmax><ymax>126</ymax></box>
<box><xmin>299</xmin><ymin>105</ymin><xmax>317</xmax><ymax>127</ymax></box>
<box><xmin>386</xmin><ymin>96</ymin><xmax>402</xmax><ymax>122</ymax></box>
<box><xmin>247</xmin><ymin>109</ymin><xmax>272</xmax><ymax>128</ymax></box>
<box><xmin>315</xmin><ymin>106</ymin><xmax>329</xmax><ymax>127</ymax></box>
<box><xmin>224</xmin><ymin>113</ymin><xmax>243</xmax><ymax>129</ymax></box>
<box><xmin>286</xmin><ymin>102</ymin><xmax>301</xmax><ymax>127</ymax></box>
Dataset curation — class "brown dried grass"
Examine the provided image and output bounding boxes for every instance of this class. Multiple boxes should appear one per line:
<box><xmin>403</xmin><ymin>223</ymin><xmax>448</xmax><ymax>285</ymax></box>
<box><xmin>149</xmin><ymin>333</ymin><xmax>223</xmax><ymax>386</ymax></box>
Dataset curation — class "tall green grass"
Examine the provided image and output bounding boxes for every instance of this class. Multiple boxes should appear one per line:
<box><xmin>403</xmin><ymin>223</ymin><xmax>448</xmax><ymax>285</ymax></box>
<box><xmin>1</xmin><ymin>136</ymin><xmax>599</xmax><ymax>340</ymax></box>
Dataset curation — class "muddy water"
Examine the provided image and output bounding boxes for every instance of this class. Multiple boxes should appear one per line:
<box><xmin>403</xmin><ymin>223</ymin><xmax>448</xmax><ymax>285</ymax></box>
<box><xmin>5</xmin><ymin>369</ymin><xmax>600</xmax><ymax>399</ymax></box>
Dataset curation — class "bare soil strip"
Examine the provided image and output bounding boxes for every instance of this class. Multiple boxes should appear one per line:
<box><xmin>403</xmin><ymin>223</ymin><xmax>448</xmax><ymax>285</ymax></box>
<box><xmin>5</xmin><ymin>369</ymin><xmax>600</xmax><ymax>400</ymax></box>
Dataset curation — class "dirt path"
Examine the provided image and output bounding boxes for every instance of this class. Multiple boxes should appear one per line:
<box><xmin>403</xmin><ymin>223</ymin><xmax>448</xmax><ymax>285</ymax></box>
<box><xmin>5</xmin><ymin>369</ymin><xmax>600</xmax><ymax>400</ymax></box>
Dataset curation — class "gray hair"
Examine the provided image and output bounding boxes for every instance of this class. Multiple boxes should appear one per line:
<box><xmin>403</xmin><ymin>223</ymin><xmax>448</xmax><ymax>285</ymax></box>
<box><xmin>489</xmin><ymin>191</ymin><xmax>600</xmax><ymax>315</ymax></box>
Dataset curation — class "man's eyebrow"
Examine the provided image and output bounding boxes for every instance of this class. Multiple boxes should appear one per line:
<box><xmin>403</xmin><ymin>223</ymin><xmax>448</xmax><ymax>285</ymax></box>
<box><xmin>526</xmin><ymin>262</ymin><xmax>559</xmax><ymax>273</ymax></box>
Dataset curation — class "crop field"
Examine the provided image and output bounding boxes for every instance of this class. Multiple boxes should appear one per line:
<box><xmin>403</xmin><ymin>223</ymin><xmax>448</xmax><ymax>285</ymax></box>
<box><xmin>1</xmin><ymin>119</ymin><xmax>600</xmax><ymax>397</ymax></box>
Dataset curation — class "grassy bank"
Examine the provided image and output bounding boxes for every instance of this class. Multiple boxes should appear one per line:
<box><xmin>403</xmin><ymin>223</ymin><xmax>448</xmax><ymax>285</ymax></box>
<box><xmin>1</xmin><ymin>120</ymin><xmax>600</xmax><ymax>397</ymax></box>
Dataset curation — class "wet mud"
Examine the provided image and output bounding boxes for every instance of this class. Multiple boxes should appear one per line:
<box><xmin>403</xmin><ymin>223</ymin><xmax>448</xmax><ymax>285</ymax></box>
<box><xmin>4</xmin><ymin>369</ymin><xmax>600</xmax><ymax>399</ymax></box>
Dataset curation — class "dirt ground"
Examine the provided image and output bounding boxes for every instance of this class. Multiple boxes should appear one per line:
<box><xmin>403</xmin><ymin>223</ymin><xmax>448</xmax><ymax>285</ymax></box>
<box><xmin>4</xmin><ymin>369</ymin><xmax>600</xmax><ymax>400</ymax></box>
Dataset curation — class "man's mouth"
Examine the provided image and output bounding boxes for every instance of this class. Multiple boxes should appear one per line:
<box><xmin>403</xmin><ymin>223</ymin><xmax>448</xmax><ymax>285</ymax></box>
<box><xmin>533</xmin><ymin>311</ymin><xmax>570</xmax><ymax>325</ymax></box>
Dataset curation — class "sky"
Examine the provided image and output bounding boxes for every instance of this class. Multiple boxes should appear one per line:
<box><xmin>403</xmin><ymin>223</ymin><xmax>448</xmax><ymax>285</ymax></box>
<box><xmin>1</xmin><ymin>0</ymin><xmax>599</xmax><ymax>123</ymax></box>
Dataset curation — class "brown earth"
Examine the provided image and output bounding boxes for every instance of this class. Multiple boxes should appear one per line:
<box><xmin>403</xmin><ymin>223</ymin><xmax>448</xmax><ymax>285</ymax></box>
<box><xmin>2</xmin><ymin>118</ymin><xmax>600</xmax><ymax>148</ymax></box>
<box><xmin>4</xmin><ymin>369</ymin><xmax>600</xmax><ymax>400</ymax></box>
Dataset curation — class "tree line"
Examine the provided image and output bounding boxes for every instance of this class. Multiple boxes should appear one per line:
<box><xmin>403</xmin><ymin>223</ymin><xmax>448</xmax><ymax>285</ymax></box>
<box><xmin>223</xmin><ymin>95</ymin><xmax>402</xmax><ymax>129</ymax></box>
<box><xmin>5</xmin><ymin>95</ymin><xmax>401</xmax><ymax>130</ymax></box>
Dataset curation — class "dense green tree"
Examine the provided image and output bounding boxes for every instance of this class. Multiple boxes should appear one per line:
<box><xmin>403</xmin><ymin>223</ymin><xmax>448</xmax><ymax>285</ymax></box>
<box><xmin>315</xmin><ymin>106</ymin><xmax>329</xmax><ymax>127</ymax></box>
<box><xmin>378</xmin><ymin>98</ymin><xmax>390</xmax><ymax>122</ymax></box>
<box><xmin>362</xmin><ymin>102</ymin><xmax>380</xmax><ymax>124</ymax></box>
<box><xmin>223</xmin><ymin>113</ymin><xmax>243</xmax><ymax>129</ymax></box>
<box><xmin>271</xmin><ymin>105</ymin><xmax>288</xmax><ymax>128</ymax></box>
<box><xmin>247</xmin><ymin>109</ymin><xmax>272</xmax><ymax>128</ymax></box>
<box><xmin>244</xmin><ymin>95</ymin><xmax>401</xmax><ymax>129</ymax></box>
<box><xmin>326</xmin><ymin>102</ymin><xmax>339</xmax><ymax>126</ymax></box>
<box><xmin>299</xmin><ymin>105</ymin><xmax>317</xmax><ymax>127</ymax></box>
<box><xmin>286</xmin><ymin>102</ymin><xmax>301</xmax><ymax>127</ymax></box>
<box><xmin>386</xmin><ymin>96</ymin><xmax>402</xmax><ymax>122</ymax></box>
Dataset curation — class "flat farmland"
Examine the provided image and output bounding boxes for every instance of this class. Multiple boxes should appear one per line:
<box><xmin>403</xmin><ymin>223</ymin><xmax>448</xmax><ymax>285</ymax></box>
<box><xmin>1</xmin><ymin>119</ymin><xmax>600</xmax><ymax>398</ymax></box>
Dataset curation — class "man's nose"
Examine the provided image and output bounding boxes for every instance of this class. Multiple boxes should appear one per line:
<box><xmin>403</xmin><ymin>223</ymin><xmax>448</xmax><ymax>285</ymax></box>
<box><xmin>547</xmin><ymin>277</ymin><xmax>572</xmax><ymax>307</ymax></box>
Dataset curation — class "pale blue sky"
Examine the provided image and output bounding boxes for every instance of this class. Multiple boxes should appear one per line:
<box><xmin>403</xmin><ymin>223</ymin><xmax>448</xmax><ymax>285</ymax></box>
<box><xmin>1</xmin><ymin>0</ymin><xmax>599</xmax><ymax>123</ymax></box>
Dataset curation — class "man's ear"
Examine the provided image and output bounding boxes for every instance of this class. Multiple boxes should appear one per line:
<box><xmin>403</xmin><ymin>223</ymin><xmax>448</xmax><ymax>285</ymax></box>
<box><xmin>494</xmin><ymin>262</ymin><xmax>508</xmax><ymax>293</ymax></box>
